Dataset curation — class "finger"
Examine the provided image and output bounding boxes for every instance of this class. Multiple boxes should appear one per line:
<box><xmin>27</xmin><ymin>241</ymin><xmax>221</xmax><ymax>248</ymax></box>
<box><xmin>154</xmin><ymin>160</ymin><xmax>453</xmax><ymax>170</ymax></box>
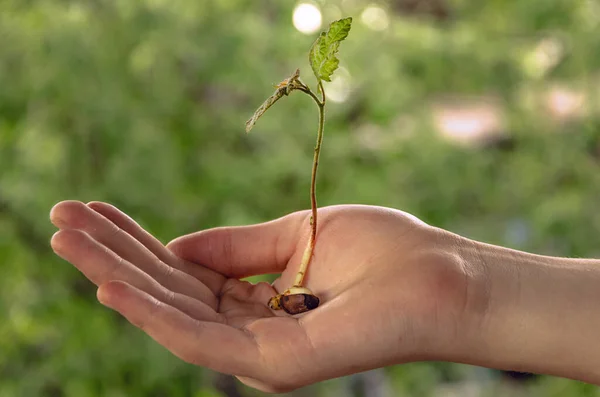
<box><xmin>97</xmin><ymin>280</ymin><xmax>261</xmax><ymax>377</ymax></box>
<box><xmin>237</xmin><ymin>376</ymin><xmax>286</xmax><ymax>394</ymax></box>
<box><xmin>51</xmin><ymin>229</ymin><xmax>221</xmax><ymax>322</ymax></box>
<box><xmin>86</xmin><ymin>202</ymin><xmax>175</xmax><ymax>264</ymax></box>
<box><xmin>217</xmin><ymin>281</ymin><xmax>281</xmax><ymax>325</ymax></box>
<box><xmin>51</xmin><ymin>200</ymin><xmax>218</xmax><ymax>308</ymax></box>
<box><xmin>86</xmin><ymin>201</ymin><xmax>226</xmax><ymax>295</ymax></box>
<box><xmin>167</xmin><ymin>211</ymin><xmax>307</xmax><ymax>279</ymax></box>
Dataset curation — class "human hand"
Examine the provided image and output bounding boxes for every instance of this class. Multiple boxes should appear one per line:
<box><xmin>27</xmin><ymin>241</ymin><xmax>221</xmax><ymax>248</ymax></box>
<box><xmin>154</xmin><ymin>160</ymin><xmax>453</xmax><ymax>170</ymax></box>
<box><xmin>49</xmin><ymin>201</ymin><xmax>477</xmax><ymax>392</ymax></box>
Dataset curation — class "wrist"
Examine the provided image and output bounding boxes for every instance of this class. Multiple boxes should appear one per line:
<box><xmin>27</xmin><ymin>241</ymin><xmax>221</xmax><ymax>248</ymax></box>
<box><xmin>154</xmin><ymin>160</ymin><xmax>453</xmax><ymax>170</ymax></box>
<box><xmin>454</xmin><ymin>237</ymin><xmax>600</xmax><ymax>384</ymax></box>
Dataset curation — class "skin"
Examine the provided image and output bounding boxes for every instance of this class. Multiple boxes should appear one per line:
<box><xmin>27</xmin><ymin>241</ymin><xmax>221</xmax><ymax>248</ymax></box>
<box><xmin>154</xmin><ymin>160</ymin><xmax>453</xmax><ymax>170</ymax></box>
<box><xmin>49</xmin><ymin>201</ymin><xmax>600</xmax><ymax>392</ymax></box>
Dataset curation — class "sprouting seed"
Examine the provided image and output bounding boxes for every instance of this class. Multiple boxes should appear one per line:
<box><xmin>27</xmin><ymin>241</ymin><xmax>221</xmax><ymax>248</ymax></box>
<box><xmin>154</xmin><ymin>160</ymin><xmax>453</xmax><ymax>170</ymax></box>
<box><xmin>246</xmin><ymin>17</ymin><xmax>353</xmax><ymax>315</ymax></box>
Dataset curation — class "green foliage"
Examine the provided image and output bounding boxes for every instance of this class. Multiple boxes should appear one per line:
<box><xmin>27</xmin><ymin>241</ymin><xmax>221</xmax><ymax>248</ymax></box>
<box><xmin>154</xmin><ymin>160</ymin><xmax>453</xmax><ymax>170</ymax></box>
<box><xmin>247</xmin><ymin>16</ymin><xmax>353</xmax><ymax>135</ymax></box>
<box><xmin>309</xmin><ymin>17</ymin><xmax>352</xmax><ymax>83</ymax></box>
<box><xmin>0</xmin><ymin>0</ymin><xmax>599</xmax><ymax>396</ymax></box>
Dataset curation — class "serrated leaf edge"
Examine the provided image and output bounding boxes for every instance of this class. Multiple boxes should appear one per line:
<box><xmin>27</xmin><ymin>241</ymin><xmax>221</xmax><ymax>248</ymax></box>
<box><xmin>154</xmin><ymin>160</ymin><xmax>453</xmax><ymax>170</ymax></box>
<box><xmin>309</xmin><ymin>17</ymin><xmax>352</xmax><ymax>83</ymax></box>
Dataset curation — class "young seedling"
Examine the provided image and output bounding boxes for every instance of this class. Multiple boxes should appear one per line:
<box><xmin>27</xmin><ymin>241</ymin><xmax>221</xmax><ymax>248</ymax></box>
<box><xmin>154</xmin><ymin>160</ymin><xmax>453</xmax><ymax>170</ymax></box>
<box><xmin>245</xmin><ymin>17</ymin><xmax>353</xmax><ymax>315</ymax></box>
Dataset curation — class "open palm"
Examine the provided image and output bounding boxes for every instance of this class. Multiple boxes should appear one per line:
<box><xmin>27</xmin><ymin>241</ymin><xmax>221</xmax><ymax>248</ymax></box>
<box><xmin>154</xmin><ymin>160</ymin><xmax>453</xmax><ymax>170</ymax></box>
<box><xmin>50</xmin><ymin>201</ymin><xmax>467</xmax><ymax>392</ymax></box>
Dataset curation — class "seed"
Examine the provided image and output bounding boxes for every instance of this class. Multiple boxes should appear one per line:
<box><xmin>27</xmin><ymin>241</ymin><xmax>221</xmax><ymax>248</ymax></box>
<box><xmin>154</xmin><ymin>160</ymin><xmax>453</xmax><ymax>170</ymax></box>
<box><xmin>280</xmin><ymin>293</ymin><xmax>320</xmax><ymax>315</ymax></box>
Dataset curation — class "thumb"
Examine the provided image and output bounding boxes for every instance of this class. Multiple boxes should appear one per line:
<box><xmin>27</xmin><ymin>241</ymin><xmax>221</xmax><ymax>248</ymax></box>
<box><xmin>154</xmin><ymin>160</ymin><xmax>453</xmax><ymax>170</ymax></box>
<box><xmin>166</xmin><ymin>210</ymin><xmax>307</xmax><ymax>279</ymax></box>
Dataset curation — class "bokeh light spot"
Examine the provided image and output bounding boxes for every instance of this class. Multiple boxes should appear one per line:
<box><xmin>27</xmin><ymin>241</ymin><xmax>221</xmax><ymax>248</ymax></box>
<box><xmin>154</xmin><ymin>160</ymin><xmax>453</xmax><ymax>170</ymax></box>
<box><xmin>324</xmin><ymin>67</ymin><xmax>352</xmax><ymax>103</ymax></box>
<box><xmin>432</xmin><ymin>97</ymin><xmax>504</xmax><ymax>146</ymax></box>
<box><xmin>293</xmin><ymin>3</ymin><xmax>322</xmax><ymax>35</ymax></box>
<box><xmin>546</xmin><ymin>86</ymin><xmax>586</xmax><ymax>120</ymax></box>
<box><xmin>360</xmin><ymin>5</ymin><xmax>389</xmax><ymax>31</ymax></box>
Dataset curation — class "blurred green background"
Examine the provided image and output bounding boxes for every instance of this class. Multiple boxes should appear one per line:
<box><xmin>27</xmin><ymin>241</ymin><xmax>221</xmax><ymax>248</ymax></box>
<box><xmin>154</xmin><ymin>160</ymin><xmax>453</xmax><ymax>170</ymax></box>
<box><xmin>1</xmin><ymin>0</ymin><xmax>600</xmax><ymax>395</ymax></box>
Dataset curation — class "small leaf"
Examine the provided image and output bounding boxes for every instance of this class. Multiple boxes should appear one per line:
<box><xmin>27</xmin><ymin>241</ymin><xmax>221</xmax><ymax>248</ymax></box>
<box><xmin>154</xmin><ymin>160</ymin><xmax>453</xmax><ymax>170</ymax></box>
<box><xmin>245</xmin><ymin>69</ymin><xmax>303</xmax><ymax>133</ymax></box>
<box><xmin>309</xmin><ymin>17</ymin><xmax>352</xmax><ymax>83</ymax></box>
<box><xmin>245</xmin><ymin>89</ymin><xmax>285</xmax><ymax>133</ymax></box>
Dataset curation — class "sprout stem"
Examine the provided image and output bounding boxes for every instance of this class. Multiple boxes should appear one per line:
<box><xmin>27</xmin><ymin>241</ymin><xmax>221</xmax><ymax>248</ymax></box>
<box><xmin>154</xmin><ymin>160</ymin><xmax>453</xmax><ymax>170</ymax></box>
<box><xmin>254</xmin><ymin>17</ymin><xmax>352</xmax><ymax>313</ymax></box>
<box><xmin>293</xmin><ymin>81</ymin><xmax>325</xmax><ymax>287</ymax></box>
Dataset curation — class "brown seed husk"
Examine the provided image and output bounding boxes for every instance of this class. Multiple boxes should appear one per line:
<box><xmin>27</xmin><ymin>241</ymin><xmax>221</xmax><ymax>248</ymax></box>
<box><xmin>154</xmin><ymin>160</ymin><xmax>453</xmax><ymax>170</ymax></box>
<box><xmin>280</xmin><ymin>293</ymin><xmax>320</xmax><ymax>315</ymax></box>
<box><xmin>268</xmin><ymin>295</ymin><xmax>282</xmax><ymax>310</ymax></box>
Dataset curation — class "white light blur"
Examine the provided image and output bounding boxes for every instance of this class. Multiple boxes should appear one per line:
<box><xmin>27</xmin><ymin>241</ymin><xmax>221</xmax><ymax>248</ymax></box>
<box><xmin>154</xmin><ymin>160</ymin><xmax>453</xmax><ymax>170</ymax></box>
<box><xmin>432</xmin><ymin>98</ymin><xmax>504</xmax><ymax>145</ymax></box>
<box><xmin>546</xmin><ymin>86</ymin><xmax>586</xmax><ymax>120</ymax></box>
<box><xmin>293</xmin><ymin>3</ymin><xmax>322</xmax><ymax>35</ymax></box>
<box><xmin>360</xmin><ymin>5</ymin><xmax>389</xmax><ymax>31</ymax></box>
<box><xmin>324</xmin><ymin>67</ymin><xmax>352</xmax><ymax>103</ymax></box>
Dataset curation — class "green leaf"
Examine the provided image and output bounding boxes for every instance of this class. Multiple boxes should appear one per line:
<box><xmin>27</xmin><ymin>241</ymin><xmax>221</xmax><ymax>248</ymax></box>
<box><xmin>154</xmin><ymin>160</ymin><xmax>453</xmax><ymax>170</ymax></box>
<box><xmin>309</xmin><ymin>17</ymin><xmax>352</xmax><ymax>83</ymax></box>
